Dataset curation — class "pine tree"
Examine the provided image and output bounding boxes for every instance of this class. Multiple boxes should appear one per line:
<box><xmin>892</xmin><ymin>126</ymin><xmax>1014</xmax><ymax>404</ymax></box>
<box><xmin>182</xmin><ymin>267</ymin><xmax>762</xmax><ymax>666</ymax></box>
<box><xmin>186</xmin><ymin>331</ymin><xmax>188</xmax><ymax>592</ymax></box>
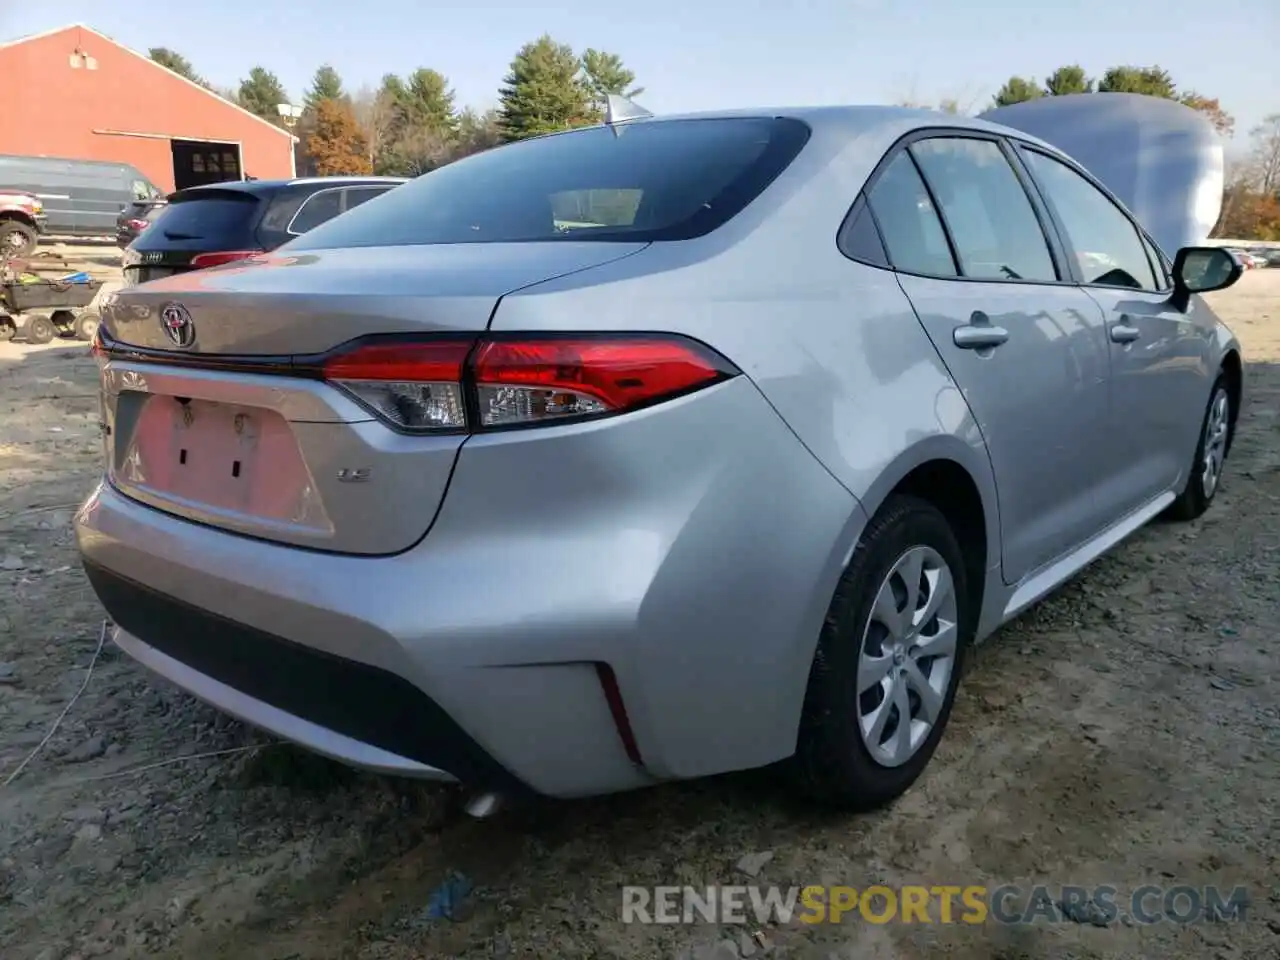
<box><xmin>498</xmin><ymin>36</ymin><xmax>592</xmax><ymax>142</ymax></box>
<box><xmin>237</xmin><ymin>67</ymin><xmax>291</xmax><ymax>125</ymax></box>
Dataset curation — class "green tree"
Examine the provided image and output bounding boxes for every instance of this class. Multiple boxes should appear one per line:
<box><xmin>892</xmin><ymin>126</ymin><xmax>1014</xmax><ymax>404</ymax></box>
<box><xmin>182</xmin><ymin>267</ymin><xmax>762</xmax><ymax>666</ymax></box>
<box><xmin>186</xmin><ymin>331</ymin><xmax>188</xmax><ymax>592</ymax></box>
<box><xmin>456</xmin><ymin>108</ymin><xmax>503</xmax><ymax>152</ymax></box>
<box><xmin>149</xmin><ymin>47</ymin><xmax>208</xmax><ymax>87</ymax></box>
<box><xmin>1097</xmin><ymin>65</ymin><xmax>1176</xmax><ymax>98</ymax></box>
<box><xmin>365</xmin><ymin>69</ymin><xmax>460</xmax><ymax>176</ymax></box>
<box><xmin>403</xmin><ymin>68</ymin><xmax>457</xmax><ymax>133</ymax></box>
<box><xmin>1044</xmin><ymin>64</ymin><xmax>1093</xmax><ymax>96</ymax></box>
<box><xmin>992</xmin><ymin>63</ymin><xmax>1234</xmax><ymax>137</ymax></box>
<box><xmin>306</xmin><ymin>64</ymin><xmax>347</xmax><ymax>109</ymax></box>
<box><xmin>580</xmin><ymin>48</ymin><xmax>643</xmax><ymax>117</ymax></box>
<box><xmin>498</xmin><ymin>35</ymin><xmax>593</xmax><ymax>142</ymax></box>
<box><xmin>991</xmin><ymin>76</ymin><xmax>1044</xmax><ymax>108</ymax></box>
<box><xmin>237</xmin><ymin>66</ymin><xmax>290</xmax><ymax>125</ymax></box>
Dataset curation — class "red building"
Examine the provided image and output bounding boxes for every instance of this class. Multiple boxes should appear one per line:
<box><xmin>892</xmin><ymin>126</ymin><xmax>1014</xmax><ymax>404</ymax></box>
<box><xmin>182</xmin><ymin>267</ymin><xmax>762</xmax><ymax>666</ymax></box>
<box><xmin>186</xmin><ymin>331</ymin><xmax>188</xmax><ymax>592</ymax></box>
<box><xmin>0</xmin><ymin>24</ymin><xmax>296</xmax><ymax>192</ymax></box>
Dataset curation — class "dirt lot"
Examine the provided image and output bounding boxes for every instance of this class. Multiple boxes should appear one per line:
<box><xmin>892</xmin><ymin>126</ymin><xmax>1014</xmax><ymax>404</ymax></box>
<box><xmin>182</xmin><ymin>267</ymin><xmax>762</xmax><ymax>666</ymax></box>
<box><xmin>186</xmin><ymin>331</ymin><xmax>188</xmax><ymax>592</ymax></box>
<box><xmin>1</xmin><ymin>256</ymin><xmax>1278</xmax><ymax>960</ymax></box>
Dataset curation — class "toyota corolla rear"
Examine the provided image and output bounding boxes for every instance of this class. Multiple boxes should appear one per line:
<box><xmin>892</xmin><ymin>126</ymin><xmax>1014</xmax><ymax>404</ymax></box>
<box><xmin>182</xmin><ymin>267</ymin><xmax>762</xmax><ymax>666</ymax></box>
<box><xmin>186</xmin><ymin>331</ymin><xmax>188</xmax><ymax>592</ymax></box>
<box><xmin>75</xmin><ymin>113</ymin><xmax>863</xmax><ymax>799</ymax></box>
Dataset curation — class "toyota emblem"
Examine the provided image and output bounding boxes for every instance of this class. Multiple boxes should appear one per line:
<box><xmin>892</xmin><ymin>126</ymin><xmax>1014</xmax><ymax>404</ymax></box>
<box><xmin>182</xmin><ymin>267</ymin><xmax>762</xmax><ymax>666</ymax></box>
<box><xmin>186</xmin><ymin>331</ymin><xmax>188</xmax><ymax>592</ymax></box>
<box><xmin>160</xmin><ymin>302</ymin><xmax>195</xmax><ymax>348</ymax></box>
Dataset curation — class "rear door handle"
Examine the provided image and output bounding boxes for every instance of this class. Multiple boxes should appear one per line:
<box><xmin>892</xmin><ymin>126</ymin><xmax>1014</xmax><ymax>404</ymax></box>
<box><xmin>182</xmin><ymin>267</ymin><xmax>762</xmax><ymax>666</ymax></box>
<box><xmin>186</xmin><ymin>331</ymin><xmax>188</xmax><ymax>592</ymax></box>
<box><xmin>953</xmin><ymin>311</ymin><xmax>1010</xmax><ymax>350</ymax></box>
<box><xmin>1110</xmin><ymin>319</ymin><xmax>1141</xmax><ymax>344</ymax></box>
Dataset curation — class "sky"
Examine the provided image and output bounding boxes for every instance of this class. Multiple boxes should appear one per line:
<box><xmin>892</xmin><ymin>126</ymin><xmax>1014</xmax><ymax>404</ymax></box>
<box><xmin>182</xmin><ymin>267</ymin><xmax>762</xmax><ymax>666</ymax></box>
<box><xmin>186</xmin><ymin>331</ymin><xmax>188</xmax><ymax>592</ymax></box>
<box><xmin>2</xmin><ymin>0</ymin><xmax>1276</xmax><ymax>148</ymax></box>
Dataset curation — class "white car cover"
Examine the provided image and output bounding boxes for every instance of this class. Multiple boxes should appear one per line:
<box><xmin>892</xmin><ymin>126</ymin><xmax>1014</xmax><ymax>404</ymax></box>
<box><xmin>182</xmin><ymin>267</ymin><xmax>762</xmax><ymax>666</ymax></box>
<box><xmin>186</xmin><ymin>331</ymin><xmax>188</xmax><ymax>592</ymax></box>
<box><xmin>980</xmin><ymin>92</ymin><xmax>1224</xmax><ymax>257</ymax></box>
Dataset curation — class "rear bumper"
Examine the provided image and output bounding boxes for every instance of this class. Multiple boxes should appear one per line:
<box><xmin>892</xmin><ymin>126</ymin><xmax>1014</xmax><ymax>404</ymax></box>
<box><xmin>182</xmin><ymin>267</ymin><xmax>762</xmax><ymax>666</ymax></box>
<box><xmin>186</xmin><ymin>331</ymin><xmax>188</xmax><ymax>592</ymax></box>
<box><xmin>76</xmin><ymin>378</ymin><xmax>863</xmax><ymax>797</ymax></box>
<box><xmin>85</xmin><ymin>562</ymin><xmax>516</xmax><ymax>789</ymax></box>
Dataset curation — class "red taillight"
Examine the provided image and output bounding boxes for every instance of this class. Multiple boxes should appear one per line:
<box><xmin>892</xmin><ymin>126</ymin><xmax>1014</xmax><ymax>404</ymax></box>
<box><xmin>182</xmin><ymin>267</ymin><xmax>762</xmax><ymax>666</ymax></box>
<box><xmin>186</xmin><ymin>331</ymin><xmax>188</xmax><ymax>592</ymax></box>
<box><xmin>318</xmin><ymin>334</ymin><xmax>735</xmax><ymax>433</ymax></box>
<box><xmin>472</xmin><ymin>338</ymin><xmax>728</xmax><ymax>428</ymax></box>
<box><xmin>322</xmin><ymin>340</ymin><xmax>474</xmax><ymax>432</ymax></box>
<box><xmin>190</xmin><ymin>250</ymin><xmax>263</xmax><ymax>269</ymax></box>
<box><xmin>126</xmin><ymin>218</ymin><xmax>148</xmax><ymax>231</ymax></box>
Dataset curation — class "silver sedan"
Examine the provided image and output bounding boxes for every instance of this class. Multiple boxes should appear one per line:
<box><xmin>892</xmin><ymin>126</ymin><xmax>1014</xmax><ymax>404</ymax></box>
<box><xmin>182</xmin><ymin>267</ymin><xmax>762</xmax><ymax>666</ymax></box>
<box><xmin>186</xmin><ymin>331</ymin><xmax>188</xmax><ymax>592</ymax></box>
<box><xmin>77</xmin><ymin>93</ymin><xmax>1242</xmax><ymax>812</ymax></box>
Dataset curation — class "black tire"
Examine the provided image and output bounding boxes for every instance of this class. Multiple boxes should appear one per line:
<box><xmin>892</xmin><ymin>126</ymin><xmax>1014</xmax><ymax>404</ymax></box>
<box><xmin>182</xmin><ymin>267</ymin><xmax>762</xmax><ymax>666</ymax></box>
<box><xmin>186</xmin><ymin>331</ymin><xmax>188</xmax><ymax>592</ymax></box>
<box><xmin>0</xmin><ymin>219</ymin><xmax>37</xmax><ymax>258</ymax></box>
<box><xmin>25</xmin><ymin>315</ymin><xmax>55</xmax><ymax>345</ymax></box>
<box><xmin>74</xmin><ymin>313</ymin><xmax>101</xmax><ymax>342</ymax></box>
<box><xmin>0</xmin><ymin>319</ymin><xmax>14</xmax><ymax>342</ymax></box>
<box><xmin>1167</xmin><ymin>375</ymin><xmax>1231</xmax><ymax>522</ymax></box>
<box><xmin>793</xmin><ymin>494</ymin><xmax>971</xmax><ymax>811</ymax></box>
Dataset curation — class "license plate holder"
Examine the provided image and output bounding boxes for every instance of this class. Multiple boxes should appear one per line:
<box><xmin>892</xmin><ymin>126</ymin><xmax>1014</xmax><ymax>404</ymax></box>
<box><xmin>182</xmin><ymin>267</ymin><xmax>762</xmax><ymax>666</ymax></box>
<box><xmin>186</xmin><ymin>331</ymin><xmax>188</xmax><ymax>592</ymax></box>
<box><xmin>121</xmin><ymin>396</ymin><xmax>310</xmax><ymax>521</ymax></box>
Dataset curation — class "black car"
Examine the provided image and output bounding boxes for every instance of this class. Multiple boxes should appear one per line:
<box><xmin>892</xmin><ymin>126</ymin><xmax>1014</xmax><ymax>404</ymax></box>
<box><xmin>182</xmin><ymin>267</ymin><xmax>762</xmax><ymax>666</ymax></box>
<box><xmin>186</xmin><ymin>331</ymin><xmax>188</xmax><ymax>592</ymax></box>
<box><xmin>122</xmin><ymin>176</ymin><xmax>407</xmax><ymax>286</ymax></box>
<box><xmin>116</xmin><ymin>198</ymin><xmax>168</xmax><ymax>249</ymax></box>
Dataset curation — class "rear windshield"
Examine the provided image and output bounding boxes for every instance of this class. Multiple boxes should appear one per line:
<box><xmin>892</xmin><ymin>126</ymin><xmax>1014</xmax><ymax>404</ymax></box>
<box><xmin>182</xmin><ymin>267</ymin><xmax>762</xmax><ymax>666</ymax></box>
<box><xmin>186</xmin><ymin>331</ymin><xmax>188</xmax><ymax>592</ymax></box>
<box><xmin>145</xmin><ymin>192</ymin><xmax>260</xmax><ymax>243</ymax></box>
<box><xmin>285</xmin><ymin>117</ymin><xmax>811</xmax><ymax>249</ymax></box>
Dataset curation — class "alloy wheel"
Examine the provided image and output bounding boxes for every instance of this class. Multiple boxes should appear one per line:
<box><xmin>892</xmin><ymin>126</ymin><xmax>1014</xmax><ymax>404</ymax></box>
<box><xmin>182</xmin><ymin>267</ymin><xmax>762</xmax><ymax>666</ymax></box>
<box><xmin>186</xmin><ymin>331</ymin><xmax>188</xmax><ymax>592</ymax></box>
<box><xmin>856</xmin><ymin>545</ymin><xmax>958</xmax><ymax>768</ymax></box>
<box><xmin>1201</xmin><ymin>387</ymin><xmax>1230</xmax><ymax>499</ymax></box>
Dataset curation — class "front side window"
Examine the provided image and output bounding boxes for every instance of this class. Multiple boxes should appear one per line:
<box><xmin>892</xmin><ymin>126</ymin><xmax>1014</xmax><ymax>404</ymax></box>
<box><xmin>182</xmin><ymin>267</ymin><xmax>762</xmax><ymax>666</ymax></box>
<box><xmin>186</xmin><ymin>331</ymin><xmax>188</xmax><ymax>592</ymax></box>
<box><xmin>1020</xmin><ymin>148</ymin><xmax>1159</xmax><ymax>292</ymax></box>
<box><xmin>865</xmin><ymin>152</ymin><xmax>957</xmax><ymax>277</ymax></box>
<box><xmin>289</xmin><ymin>189</ymin><xmax>344</xmax><ymax>234</ymax></box>
<box><xmin>285</xmin><ymin>117</ymin><xmax>811</xmax><ymax>249</ymax></box>
<box><xmin>909</xmin><ymin>137</ymin><xmax>1057</xmax><ymax>282</ymax></box>
<box><xmin>1139</xmin><ymin>231</ymin><xmax>1171</xmax><ymax>289</ymax></box>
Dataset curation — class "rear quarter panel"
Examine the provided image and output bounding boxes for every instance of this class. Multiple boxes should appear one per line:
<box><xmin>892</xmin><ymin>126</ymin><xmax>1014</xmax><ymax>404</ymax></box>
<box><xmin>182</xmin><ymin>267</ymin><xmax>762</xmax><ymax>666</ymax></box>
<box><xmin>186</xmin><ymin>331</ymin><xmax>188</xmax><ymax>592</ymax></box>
<box><xmin>491</xmin><ymin>115</ymin><xmax>1001</xmax><ymax>574</ymax></box>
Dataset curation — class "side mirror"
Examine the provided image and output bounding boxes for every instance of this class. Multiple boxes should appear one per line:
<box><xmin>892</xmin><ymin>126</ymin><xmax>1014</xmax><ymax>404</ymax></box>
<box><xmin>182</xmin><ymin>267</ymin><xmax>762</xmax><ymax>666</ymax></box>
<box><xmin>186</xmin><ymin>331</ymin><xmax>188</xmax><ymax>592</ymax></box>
<box><xmin>1170</xmin><ymin>246</ymin><xmax>1241</xmax><ymax>310</ymax></box>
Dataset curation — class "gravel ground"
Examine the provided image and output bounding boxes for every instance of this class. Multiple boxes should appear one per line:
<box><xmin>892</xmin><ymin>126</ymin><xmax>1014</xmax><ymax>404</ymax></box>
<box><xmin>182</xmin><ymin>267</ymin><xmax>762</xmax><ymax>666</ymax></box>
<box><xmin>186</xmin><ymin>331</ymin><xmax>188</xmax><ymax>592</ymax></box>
<box><xmin>1</xmin><ymin>259</ymin><xmax>1278</xmax><ymax>960</ymax></box>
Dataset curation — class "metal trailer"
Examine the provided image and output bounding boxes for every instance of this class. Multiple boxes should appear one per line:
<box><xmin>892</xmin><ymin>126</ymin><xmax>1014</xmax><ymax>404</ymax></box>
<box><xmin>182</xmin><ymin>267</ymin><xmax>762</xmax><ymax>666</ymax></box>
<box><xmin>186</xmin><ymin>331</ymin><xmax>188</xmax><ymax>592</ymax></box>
<box><xmin>0</xmin><ymin>255</ymin><xmax>103</xmax><ymax>344</ymax></box>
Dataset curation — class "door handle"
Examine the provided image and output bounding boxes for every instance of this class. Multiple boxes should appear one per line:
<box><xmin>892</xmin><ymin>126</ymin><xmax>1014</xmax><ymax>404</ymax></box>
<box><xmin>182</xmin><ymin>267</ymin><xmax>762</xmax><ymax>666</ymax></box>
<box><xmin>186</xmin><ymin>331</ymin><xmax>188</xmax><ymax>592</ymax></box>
<box><xmin>953</xmin><ymin>311</ymin><xmax>1010</xmax><ymax>350</ymax></box>
<box><xmin>1110</xmin><ymin>318</ymin><xmax>1141</xmax><ymax>344</ymax></box>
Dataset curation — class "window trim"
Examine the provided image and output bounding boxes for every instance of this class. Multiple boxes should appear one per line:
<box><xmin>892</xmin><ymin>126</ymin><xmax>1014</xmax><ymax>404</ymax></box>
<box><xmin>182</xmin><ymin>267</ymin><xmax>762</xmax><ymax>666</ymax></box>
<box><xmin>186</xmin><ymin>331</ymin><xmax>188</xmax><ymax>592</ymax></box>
<box><xmin>286</xmin><ymin>186</ymin><xmax>348</xmax><ymax>236</ymax></box>
<box><xmin>1013</xmin><ymin>142</ymin><xmax>1171</xmax><ymax>295</ymax></box>
<box><xmin>838</xmin><ymin>127</ymin><xmax>1074</xmax><ymax>287</ymax></box>
<box><xmin>1138</xmin><ymin>228</ymin><xmax>1174</xmax><ymax>293</ymax></box>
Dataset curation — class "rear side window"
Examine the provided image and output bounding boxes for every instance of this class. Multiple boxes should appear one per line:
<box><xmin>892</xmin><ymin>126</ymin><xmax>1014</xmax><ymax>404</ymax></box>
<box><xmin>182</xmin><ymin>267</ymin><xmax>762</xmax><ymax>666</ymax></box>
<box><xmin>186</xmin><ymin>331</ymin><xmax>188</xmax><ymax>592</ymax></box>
<box><xmin>285</xmin><ymin>117</ymin><xmax>811</xmax><ymax>249</ymax></box>
<box><xmin>866</xmin><ymin>152</ymin><xmax>957</xmax><ymax>277</ymax></box>
<box><xmin>143</xmin><ymin>191</ymin><xmax>260</xmax><ymax>244</ymax></box>
<box><xmin>289</xmin><ymin>189</ymin><xmax>344</xmax><ymax>234</ymax></box>
<box><xmin>909</xmin><ymin>138</ymin><xmax>1057</xmax><ymax>282</ymax></box>
<box><xmin>345</xmin><ymin>186</ymin><xmax>393</xmax><ymax>211</ymax></box>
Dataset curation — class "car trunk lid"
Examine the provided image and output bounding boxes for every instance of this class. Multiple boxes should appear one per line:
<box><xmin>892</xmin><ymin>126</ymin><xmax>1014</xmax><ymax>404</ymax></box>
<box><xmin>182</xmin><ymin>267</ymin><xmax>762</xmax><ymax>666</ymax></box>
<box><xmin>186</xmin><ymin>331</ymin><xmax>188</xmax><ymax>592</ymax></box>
<box><xmin>104</xmin><ymin>241</ymin><xmax>647</xmax><ymax>354</ymax></box>
<box><xmin>980</xmin><ymin>92</ymin><xmax>1224</xmax><ymax>256</ymax></box>
<box><xmin>97</xmin><ymin>241</ymin><xmax>647</xmax><ymax>554</ymax></box>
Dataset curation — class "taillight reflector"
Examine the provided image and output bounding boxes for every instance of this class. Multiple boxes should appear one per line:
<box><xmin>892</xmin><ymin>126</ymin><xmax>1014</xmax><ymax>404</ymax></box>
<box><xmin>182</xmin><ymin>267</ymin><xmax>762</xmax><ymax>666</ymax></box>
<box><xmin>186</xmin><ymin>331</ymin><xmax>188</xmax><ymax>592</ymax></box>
<box><xmin>190</xmin><ymin>250</ymin><xmax>263</xmax><ymax>269</ymax></box>
<box><xmin>321</xmin><ymin>340</ymin><xmax>473</xmax><ymax>383</ymax></box>
<box><xmin>318</xmin><ymin>334</ymin><xmax>736</xmax><ymax>433</ymax></box>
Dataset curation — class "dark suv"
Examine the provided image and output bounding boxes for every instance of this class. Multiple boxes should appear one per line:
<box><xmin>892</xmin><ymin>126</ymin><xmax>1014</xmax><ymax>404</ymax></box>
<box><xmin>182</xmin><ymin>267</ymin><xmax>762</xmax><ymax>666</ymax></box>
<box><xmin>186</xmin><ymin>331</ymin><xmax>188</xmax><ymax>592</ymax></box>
<box><xmin>116</xmin><ymin>198</ymin><xmax>168</xmax><ymax>249</ymax></box>
<box><xmin>122</xmin><ymin>176</ymin><xmax>407</xmax><ymax>286</ymax></box>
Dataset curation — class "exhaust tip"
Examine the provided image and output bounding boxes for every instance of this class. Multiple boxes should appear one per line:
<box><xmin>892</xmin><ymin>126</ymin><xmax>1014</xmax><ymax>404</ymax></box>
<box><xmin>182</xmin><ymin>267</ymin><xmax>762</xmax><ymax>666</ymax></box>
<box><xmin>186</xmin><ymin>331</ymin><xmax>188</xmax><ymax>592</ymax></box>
<box><xmin>464</xmin><ymin>791</ymin><xmax>504</xmax><ymax>819</ymax></box>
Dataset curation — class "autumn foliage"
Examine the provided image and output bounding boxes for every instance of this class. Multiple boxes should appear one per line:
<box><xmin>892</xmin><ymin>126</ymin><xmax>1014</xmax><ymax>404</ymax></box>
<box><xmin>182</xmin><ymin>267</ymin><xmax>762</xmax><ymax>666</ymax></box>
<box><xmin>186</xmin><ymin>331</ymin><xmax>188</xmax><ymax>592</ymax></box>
<box><xmin>305</xmin><ymin>99</ymin><xmax>373</xmax><ymax>176</ymax></box>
